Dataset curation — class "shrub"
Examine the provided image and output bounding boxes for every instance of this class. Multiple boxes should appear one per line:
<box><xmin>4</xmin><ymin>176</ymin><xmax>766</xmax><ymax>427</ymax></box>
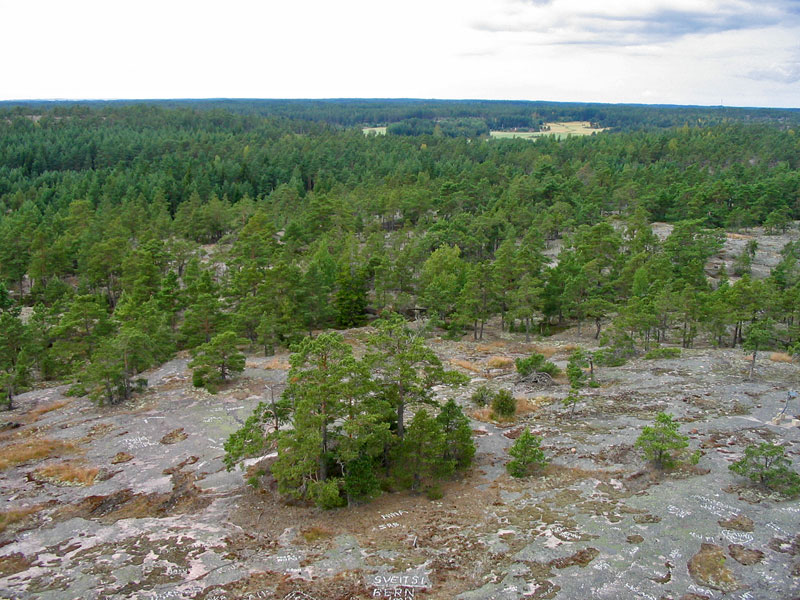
<box><xmin>595</xmin><ymin>332</ymin><xmax>636</xmax><ymax>366</ymax></box>
<box><xmin>515</xmin><ymin>353</ymin><xmax>560</xmax><ymax>377</ymax></box>
<box><xmin>729</xmin><ymin>443</ymin><xmax>800</xmax><ymax>497</ymax></box>
<box><xmin>644</xmin><ymin>347</ymin><xmax>682</xmax><ymax>360</ymax></box>
<box><xmin>635</xmin><ymin>412</ymin><xmax>689</xmax><ymax>469</ymax></box>
<box><xmin>308</xmin><ymin>479</ymin><xmax>346</xmax><ymax>509</ymax></box>
<box><xmin>491</xmin><ymin>389</ymin><xmax>516</xmax><ymax>419</ymax></box>
<box><xmin>425</xmin><ymin>484</ymin><xmax>444</xmax><ymax>500</ymax></box>
<box><xmin>471</xmin><ymin>385</ymin><xmax>493</xmax><ymax>407</ymax></box>
<box><xmin>64</xmin><ymin>383</ymin><xmax>88</xmax><ymax>397</ymax></box>
<box><xmin>507</xmin><ymin>430</ymin><xmax>548</xmax><ymax>477</ymax></box>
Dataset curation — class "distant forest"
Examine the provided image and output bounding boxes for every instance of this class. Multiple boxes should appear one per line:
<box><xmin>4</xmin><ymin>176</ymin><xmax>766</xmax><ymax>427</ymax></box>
<box><xmin>1</xmin><ymin>99</ymin><xmax>799</xmax><ymax>412</ymax></box>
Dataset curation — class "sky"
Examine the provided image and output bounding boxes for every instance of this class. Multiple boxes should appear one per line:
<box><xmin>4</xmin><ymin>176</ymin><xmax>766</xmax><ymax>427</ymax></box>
<box><xmin>2</xmin><ymin>0</ymin><xmax>800</xmax><ymax>108</ymax></box>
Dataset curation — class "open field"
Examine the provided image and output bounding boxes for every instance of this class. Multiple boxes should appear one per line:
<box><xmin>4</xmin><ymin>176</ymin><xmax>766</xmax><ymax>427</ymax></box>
<box><xmin>362</xmin><ymin>126</ymin><xmax>387</xmax><ymax>135</ymax></box>
<box><xmin>491</xmin><ymin>121</ymin><xmax>608</xmax><ymax>140</ymax></box>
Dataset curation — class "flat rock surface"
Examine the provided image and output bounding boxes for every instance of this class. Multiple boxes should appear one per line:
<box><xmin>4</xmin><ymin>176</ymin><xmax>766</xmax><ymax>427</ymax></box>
<box><xmin>1</xmin><ymin>339</ymin><xmax>799</xmax><ymax>600</ymax></box>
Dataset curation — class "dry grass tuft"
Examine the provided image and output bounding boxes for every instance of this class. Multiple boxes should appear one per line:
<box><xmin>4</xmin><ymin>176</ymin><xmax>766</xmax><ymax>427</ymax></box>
<box><xmin>470</xmin><ymin>406</ymin><xmax>518</xmax><ymax>424</ymax></box>
<box><xmin>769</xmin><ymin>352</ymin><xmax>794</xmax><ymax>363</ymax></box>
<box><xmin>301</xmin><ymin>526</ymin><xmax>333</xmax><ymax>543</ymax></box>
<box><xmin>476</xmin><ymin>341</ymin><xmax>508</xmax><ymax>352</ymax></box>
<box><xmin>33</xmin><ymin>461</ymin><xmax>98</xmax><ymax>486</ymax></box>
<box><xmin>0</xmin><ymin>505</ymin><xmax>45</xmax><ymax>533</ymax></box>
<box><xmin>264</xmin><ymin>357</ymin><xmax>291</xmax><ymax>370</ymax></box>
<box><xmin>0</xmin><ymin>439</ymin><xmax>78</xmax><ymax>470</ymax></box>
<box><xmin>562</xmin><ymin>343</ymin><xmax>579</xmax><ymax>353</ymax></box>
<box><xmin>470</xmin><ymin>407</ymin><xmax>494</xmax><ymax>422</ymax></box>
<box><xmin>449</xmin><ymin>358</ymin><xmax>483</xmax><ymax>373</ymax></box>
<box><xmin>530</xmin><ymin>344</ymin><xmax>557</xmax><ymax>358</ymax></box>
<box><xmin>24</xmin><ymin>400</ymin><xmax>68</xmax><ymax>423</ymax></box>
<box><xmin>727</xmin><ymin>232</ymin><xmax>754</xmax><ymax>240</ymax></box>
<box><xmin>487</xmin><ymin>356</ymin><xmax>514</xmax><ymax>369</ymax></box>
<box><xmin>516</xmin><ymin>396</ymin><xmax>554</xmax><ymax>416</ymax></box>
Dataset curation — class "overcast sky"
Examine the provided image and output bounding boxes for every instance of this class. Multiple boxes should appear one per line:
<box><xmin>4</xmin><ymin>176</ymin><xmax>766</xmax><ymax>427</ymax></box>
<box><xmin>3</xmin><ymin>0</ymin><xmax>799</xmax><ymax>107</ymax></box>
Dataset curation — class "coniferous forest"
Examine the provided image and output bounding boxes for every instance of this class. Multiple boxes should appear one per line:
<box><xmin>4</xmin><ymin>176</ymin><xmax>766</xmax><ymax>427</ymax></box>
<box><xmin>2</xmin><ymin>100</ymin><xmax>800</xmax><ymax>510</ymax></box>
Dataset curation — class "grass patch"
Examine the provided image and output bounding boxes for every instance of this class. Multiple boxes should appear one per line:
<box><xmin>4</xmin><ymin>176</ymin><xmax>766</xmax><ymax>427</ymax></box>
<box><xmin>529</xmin><ymin>345</ymin><xmax>557</xmax><ymax>359</ymax></box>
<box><xmin>264</xmin><ymin>357</ymin><xmax>290</xmax><ymax>370</ymax></box>
<box><xmin>516</xmin><ymin>396</ymin><xmax>555</xmax><ymax>416</ymax></box>
<box><xmin>487</xmin><ymin>356</ymin><xmax>514</xmax><ymax>369</ymax></box>
<box><xmin>476</xmin><ymin>341</ymin><xmax>508</xmax><ymax>352</ymax></box>
<box><xmin>0</xmin><ymin>439</ymin><xmax>78</xmax><ymax>470</ymax></box>
<box><xmin>301</xmin><ymin>526</ymin><xmax>333</xmax><ymax>543</ymax></box>
<box><xmin>449</xmin><ymin>358</ymin><xmax>482</xmax><ymax>373</ymax></box>
<box><xmin>24</xmin><ymin>400</ymin><xmax>68</xmax><ymax>423</ymax></box>
<box><xmin>769</xmin><ymin>352</ymin><xmax>794</xmax><ymax>363</ymax></box>
<box><xmin>33</xmin><ymin>461</ymin><xmax>98</xmax><ymax>486</ymax></box>
<box><xmin>0</xmin><ymin>505</ymin><xmax>44</xmax><ymax>533</ymax></box>
<box><xmin>470</xmin><ymin>407</ymin><xmax>497</xmax><ymax>423</ymax></box>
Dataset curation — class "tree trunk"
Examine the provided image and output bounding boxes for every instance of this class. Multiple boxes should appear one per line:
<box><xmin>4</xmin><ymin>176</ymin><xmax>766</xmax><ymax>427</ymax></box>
<box><xmin>749</xmin><ymin>345</ymin><xmax>758</xmax><ymax>380</ymax></box>
<box><xmin>319</xmin><ymin>422</ymin><xmax>328</xmax><ymax>481</ymax></box>
<box><xmin>396</xmin><ymin>402</ymin><xmax>405</xmax><ymax>439</ymax></box>
<box><xmin>594</xmin><ymin>318</ymin><xmax>602</xmax><ymax>340</ymax></box>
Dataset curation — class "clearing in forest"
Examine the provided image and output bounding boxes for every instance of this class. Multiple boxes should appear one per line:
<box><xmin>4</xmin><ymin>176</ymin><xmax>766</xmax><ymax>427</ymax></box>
<box><xmin>491</xmin><ymin>121</ymin><xmax>607</xmax><ymax>140</ymax></box>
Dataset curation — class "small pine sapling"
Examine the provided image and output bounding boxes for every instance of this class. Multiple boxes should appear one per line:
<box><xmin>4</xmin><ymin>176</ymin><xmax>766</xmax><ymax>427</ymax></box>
<box><xmin>491</xmin><ymin>389</ymin><xmax>517</xmax><ymax>420</ymax></box>
<box><xmin>729</xmin><ymin>443</ymin><xmax>800</xmax><ymax>497</ymax></box>
<box><xmin>470</xmin><ymin>385</ymin><xmax>493</xmax><ymax>407</ymax></box>
<box><xmin>635</xmin><ymin>412</ymin><xmax>689</xmax><ymax>469</ymax></box>
<box><xmin>507</xmin><ymin>430</ymin><xmax>548</xmax><ymax>477</ymax></box>
<box><xmin>563</xmin><ymin>349</ymin><xmax>588</xmax><ymax>415</ymax></box>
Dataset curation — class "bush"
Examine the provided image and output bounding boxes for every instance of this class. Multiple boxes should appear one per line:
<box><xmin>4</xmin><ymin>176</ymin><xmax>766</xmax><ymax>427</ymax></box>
<box><xmin>595</xmin><ymin>332</ymin><xmax>636</xmax><ymax>366</ymax></box>
<box><xmin>644</xmin><ymin>347</ymin><xmax>681</xmax><ymax>360</ymax></box>
<box><xmin>308</xmin><ymin>478</ymin><xmax>346</xmax><ymax>509</ymax></box>
<box><xmin>635</xmin><ymin>412</ymin><xmax>689</xmax><ymax>469</ymax></box>
<box><xmin>64</xmin><ymin>383</ymin><xmax>88</xmax><ymax>398</ymax></box>
<box><xmin>515</xmin><ymin>353</ymin><xmax>560</xmax><ymax>377</ymax></box>
<box><xmin>471</xmin><ymin>385</ymin><xmax>493</xmax><ymax>407</ymax></box>
<box><xmin>506</xmin><ymin>430</ymin><xmax>548</xmax><ymax>477</ymax></box>
<box><xmin>425</xmin><ymin>484</ymin><xmax>444</xmax><ymax>500</ymax></box>
<box><xmin>491</xmin><ymin>389</ymin><xmax>516</xmax><ymax>419</ymax></box>
<box><xmin>729</xmin><ymin>443</ymin><xmax>800</xmax><ymax>497</ymax></box>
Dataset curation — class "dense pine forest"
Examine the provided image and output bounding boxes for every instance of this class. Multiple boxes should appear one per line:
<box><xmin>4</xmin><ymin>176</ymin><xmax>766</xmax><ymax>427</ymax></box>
<box><xmin>1</xmin><ymin>100</ymin><xmax>800</xmax><ymax>506</ymax></box>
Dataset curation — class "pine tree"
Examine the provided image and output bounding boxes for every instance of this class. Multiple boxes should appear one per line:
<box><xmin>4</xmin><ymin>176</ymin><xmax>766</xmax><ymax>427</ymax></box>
<box><xmin>366</xmin><ymin>312</ymin><xmax>466</xmax><ymax>438</ymax></box>
<box><xmin>271</xmin><ymin>332</ymin><xmax>367</xmax><ymax>506</ymax></box>
<box><xmin>189</xmin><ymin>331</ymin><xmax>247</xmax><ymax>392</ymax></box>
<box><xmin>436</xmin><ymin>399</ymin><xmax>475</xmax><ymax>471</ymax></box>
<box><xmin>396</xmin><ymin>409</ymin><xmax>452</xmax><ymax>491</ymax></box>
<box><xmin>635</xmin><ymin>412</ymin><xmax>689</xmax><ymax>469</ymax></box>
<box><xmin>506</xmin><ymin>430</ymin><xmax>548</xmax><ymax>478</ymax></box>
